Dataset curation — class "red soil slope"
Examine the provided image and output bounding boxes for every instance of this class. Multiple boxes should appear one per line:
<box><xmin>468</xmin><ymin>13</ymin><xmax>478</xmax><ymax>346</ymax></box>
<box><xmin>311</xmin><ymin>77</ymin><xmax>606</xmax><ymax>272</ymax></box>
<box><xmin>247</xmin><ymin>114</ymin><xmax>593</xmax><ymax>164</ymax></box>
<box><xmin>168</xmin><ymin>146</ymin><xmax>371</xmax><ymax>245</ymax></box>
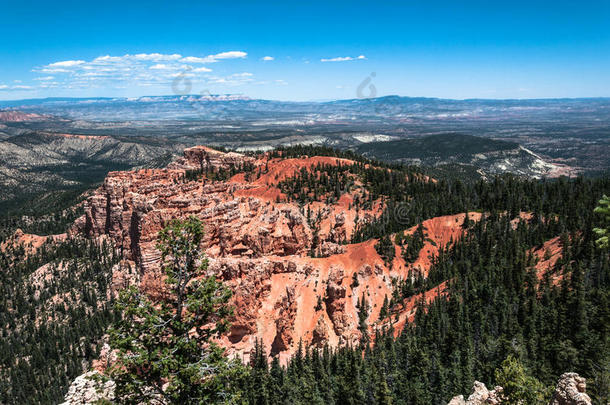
<box><xmin>1</xmin><ymin>229</ymin><xmax>66</xmax><ymax>255</ymax></box>
<box><xmin>529</xmin><ymin>235</ymin><xmax>565</xmax><ymax>285</ymax></box>
<box><xmin>66</xmin><ymin>146</ymin><xmax>478</xmax><ymax>362</ymax></box>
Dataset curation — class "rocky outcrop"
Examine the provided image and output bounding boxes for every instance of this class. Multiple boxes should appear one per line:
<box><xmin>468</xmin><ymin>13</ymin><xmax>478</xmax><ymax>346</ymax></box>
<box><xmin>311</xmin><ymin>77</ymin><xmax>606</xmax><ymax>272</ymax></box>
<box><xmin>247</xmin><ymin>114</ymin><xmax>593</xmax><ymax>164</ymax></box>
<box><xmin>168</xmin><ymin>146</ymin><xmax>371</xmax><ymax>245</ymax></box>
<box><xmin>324</xmin><ymin>266</ymin><xmax>351</xmax><ymax>340</ymax></box>
<box><xmin>271</xmin><ymin>286</ymin><xmax>298</xmax><ymax>355</ymax></box>
<box><xmin>311</xmin><ymin>316</ymin><xmax>330</xmax><ymax>347</ymax></box>
<box><xmin>448</xmin><ymin>373</ymin><xmax>592</xmax><ymax>405</ymax></box>
<box><xmin>549</xmin><ymin>373</ymin><xmax>591</xmax><ymax>405</ymax></box>
<box><xmin>168</xmin><ymin>145</ymin><xmax>254</xmax><ymax>172</ymax></box>
<box><xmin>72</xmin><ymin>146</ymin><xmax>474</xmax><ymax>361</ymax></box>
<box><xmin>448</xmin><ymin>381</ymin><xmax>503</xmax><ymax>405</ymax></box>
<box><xmin>0</xmin><ymin>130</ymin><xmax>187</xmax><ymax>205</ymax></box>
<box><xmin>60</xmin><ymin>371</ymin><xmax>115</xmax><ymax>405</ymax></box>
<box><xmin>77</xmin><ymin>168</ymin><xmax>314</xmax><ymax>269</ymax></box>
<box><xmin>0</xmin><ymin>110</ymin><xmax>46</xmax><ymax>122</ymax></box>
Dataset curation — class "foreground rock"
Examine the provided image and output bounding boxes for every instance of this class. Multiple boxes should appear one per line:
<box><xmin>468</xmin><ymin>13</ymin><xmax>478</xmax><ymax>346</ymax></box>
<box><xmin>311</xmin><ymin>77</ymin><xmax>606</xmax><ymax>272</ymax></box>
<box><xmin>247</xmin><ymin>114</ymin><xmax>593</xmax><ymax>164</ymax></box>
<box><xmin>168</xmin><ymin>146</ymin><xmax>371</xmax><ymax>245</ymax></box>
<box><xmin>60</xmin><ymin>371</ymin><xmax>115</xmax><ymax>405</ymax></box>
<box><xmin>63</xmin><ymin>371</ymin><xmax>593</xmax><ymax>404</ymax></box>
<box><xmin>549</xmin><ymin>373</ymin><xmax>591</xmax><ymax>405</ymax></box>
<box><xmin>448</xmin><ymin>373</ymin><xmax>592</xmax><ymax>405</ymax></box>
<box><xmin>448</xmin><ymin>381</ymin><xmax>503</xmax><ymax>405</ymax></box>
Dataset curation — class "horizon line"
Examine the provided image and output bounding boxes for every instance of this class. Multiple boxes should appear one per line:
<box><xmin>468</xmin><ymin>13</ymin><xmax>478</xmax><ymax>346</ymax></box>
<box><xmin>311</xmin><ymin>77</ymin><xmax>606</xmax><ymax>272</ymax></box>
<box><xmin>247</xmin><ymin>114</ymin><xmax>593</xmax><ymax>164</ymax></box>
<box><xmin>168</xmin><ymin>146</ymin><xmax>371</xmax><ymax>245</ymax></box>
<box><xmin>2</xmin><ymin>93</ymin><xmax>610</xmax><ymax>105</ymax></box>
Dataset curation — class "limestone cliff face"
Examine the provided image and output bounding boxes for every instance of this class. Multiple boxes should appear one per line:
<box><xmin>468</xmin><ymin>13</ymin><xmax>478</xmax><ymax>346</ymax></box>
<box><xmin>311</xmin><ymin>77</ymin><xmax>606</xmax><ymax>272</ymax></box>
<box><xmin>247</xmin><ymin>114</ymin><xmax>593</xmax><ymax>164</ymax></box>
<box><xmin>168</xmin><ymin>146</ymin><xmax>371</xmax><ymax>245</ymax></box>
<box><xmin>72</xmin><ymin>146</ymin><xmax>472</xmax><ymax>361</ymax></box>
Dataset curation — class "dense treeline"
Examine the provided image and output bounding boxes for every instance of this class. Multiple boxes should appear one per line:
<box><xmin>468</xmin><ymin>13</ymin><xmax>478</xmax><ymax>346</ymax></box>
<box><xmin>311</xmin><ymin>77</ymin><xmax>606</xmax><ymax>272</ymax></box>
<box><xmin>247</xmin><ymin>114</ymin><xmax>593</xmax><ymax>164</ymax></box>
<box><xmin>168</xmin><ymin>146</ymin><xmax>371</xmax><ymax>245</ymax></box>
<box><xmin>268</xmin><ymin>145</ymin><xmax>382</xmax><ymax>166</ymax></box>
<box><xmin>1</xmin><ymin>144</ymin><xmax>609</xmax><ymax>404</ymax></box>
<box><xmin>279</xmin><ymin>163</ymin><xmax>358</xmax><ymax>204</ymax></box>
<box><xmin>271</xmin><ymin>147</ymin><xmax>610</xmax><ymax>246</ymax></box>
<box><xmin>243</xmin><ymin>211</ymin><xmax>609</xmax><ymax>404</ymax></box>
<box><xmin>184</xmin><ymin>160</ymin><xmax>256</xmax><ymax>182</ymax></box>
<box><xmin>353</xmin><ymin>175</ymin><xmax>610</xmax><ymax>243</ymax></box>
<box><xmin>0</xmin><ymin>189</ymin><xmax>85</xmax><ymax>237</ymax></box>
<box><xmin>0</xmin><ymin>205</ymin><xmax>83</xmax><ymax>238</ymax></box>
<box><xmin>245</xmin><ymin>148</ymin><xmax>610</xmax><ymax>403</ymax></box>
<box><xmin>0</xmin><ymin>236</ymin><xmax>119</xmax><ymax>404</ymax></box>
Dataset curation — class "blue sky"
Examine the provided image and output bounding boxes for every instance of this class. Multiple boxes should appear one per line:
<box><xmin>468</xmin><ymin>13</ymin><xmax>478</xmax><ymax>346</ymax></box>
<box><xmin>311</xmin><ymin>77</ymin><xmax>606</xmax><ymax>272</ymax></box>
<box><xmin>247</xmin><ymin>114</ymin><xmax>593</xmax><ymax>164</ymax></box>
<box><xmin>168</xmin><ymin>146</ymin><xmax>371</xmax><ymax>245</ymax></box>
<box><xmin>1</xmin><ymin>0</ymin><xmax>609</xmax><ymax>101</ymax></box>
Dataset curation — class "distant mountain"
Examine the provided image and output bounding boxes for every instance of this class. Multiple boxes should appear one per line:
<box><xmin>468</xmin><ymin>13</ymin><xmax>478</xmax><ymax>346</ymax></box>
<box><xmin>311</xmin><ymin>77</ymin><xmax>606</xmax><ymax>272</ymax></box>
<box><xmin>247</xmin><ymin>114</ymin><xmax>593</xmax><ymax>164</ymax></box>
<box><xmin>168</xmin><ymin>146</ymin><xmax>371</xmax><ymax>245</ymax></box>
<box><xmin>0</xmin><ymin>131</ymin><xmax>183</xmax><ymax>211</ymax></box>
<box><xmin>2</xmin><ymin>95</ymin><xmax>609</xmax><ymax>122</ymax></box>
<box><xmin>0</xmin><ymin>110</ymin><xmax>48</xmax><ymax>122</ymax></box>
<box><xmin>0</xmin><ymin>96</ymin><xmax>607</xmax><ymax>175</ymax></box>
<box><xmin>0</xmin><ymin>96</ymin><xmax>604</xmax><ymax>210</ymax></box>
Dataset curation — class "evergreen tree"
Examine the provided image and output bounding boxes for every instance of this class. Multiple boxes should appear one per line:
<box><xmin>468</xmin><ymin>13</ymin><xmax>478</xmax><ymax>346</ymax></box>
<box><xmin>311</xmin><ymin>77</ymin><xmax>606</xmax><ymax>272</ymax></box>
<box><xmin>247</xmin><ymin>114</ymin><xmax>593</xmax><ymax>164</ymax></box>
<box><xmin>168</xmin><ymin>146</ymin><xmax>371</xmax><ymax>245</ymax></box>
<box><xmin>107</xmin><ymin>216</ymin><xmax>246</xmax><ymax>404</ymax></box>
<box><xmin>494</xmin><ymin>355</ymin><xmax>549</xmax><ymax>404</ymax></box>
<box><xmin>593</xmin><ymin>194</ymin><xmax>610</xmax><ymax>249</ymax></box>
<box><xmin>358</xmin><ymin>293</ymin><xmax>370</xmax><ymax>345</ymax></box>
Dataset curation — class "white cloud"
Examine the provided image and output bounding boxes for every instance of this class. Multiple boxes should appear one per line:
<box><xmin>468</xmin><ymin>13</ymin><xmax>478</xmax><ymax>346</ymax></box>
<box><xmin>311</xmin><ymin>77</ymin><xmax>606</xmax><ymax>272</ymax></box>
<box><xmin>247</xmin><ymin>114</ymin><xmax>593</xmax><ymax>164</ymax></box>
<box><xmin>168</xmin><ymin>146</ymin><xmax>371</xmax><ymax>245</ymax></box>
<box><xmin>40</xmin><ymin>67</ymin><xmax>71</xmax><ymax>73</ymax></box>
<box><xmin>149</xmin><ymin>64</ymin><xmax>173</xmax><ymax>70</ymax></box>
<box><xmin>212</xmin><ymin>51</ymin><xmax>247</xmax><ymax>60</ymax></box>
<box><xmin>261</xmin><ymin>56</ymin><xmax>274</xmax><ymax>61</ymax></box>
<box><xmin>48</xmin><ymin>60</ymin><xmax>86</xmax><ymax>67</ymax></box>
<box><xmin>320</xmin><ymin>55</ymin><xmax>366</xmax><ymax>62</ymax></box>
<box><xmin>180</xmin><ymin>56</ymin><xmax>212</xmax><ymax>63</ymax></box>
<box><xmin>93</xmin><ymin>55</ymin><xmax>125</xmax><ymax>63</ymax></box>
<box><xmin>179</xmin><ymin>51</ymin><xmax>247</xmax><ymax>64</ymax></box>
<box><xmin>0</xmin><ymin>84</ymin><xmax>34</xmax><ymax>91</ymax></box>
<box><xmin>26</xmin><ymin>51</ymin><xmax>248</xmax><ymax>92</ymax></box>
<box><xmin>132</xmin><ymin>53</ymin><xmax>182</xmax><ymax>61</ymax></box>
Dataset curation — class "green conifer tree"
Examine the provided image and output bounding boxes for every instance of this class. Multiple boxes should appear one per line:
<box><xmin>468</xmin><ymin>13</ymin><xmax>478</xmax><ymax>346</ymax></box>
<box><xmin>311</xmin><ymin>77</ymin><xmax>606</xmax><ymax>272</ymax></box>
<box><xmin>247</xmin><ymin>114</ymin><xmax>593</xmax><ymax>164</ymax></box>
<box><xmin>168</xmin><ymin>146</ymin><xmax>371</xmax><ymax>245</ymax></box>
<box><xmin>107</xmin><ymin>216</ymin><xmax>246</xmax><ymax>404</ymax></box>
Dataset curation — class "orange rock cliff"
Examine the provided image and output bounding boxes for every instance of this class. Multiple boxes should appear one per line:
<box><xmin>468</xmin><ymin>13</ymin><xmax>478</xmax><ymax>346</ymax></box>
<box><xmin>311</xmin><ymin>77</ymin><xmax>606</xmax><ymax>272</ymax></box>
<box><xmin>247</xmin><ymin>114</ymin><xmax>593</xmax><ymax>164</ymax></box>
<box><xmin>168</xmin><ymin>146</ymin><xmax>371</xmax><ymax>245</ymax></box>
<box><xmin>70</xmin><ymin>146</ymin><xmax>476</xmax><ymax>363</ymax></box>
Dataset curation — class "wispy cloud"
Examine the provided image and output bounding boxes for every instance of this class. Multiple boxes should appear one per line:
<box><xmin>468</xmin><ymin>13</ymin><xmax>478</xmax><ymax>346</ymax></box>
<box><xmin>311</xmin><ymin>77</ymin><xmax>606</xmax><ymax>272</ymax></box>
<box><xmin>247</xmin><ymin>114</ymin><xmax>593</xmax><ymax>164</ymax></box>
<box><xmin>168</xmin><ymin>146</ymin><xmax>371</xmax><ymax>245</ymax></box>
<box><xmin>208</xmin><ymin>72</ymin><xmax>255</xmax><ymax>86</ymax></box>
<box><xmin>131</xmin><ymin>53</ymin><xmax>182</xmax><ymax>61</ymax></box>
<box><xmin>149</xmin><ymin>63</ymin><xmax>176</xmax><ymax>70</ymax></box>
<box><xmin>180</xmin><ymin>56</ymin><xmax>211</xmax><ymax>63</ymax></box>
<box><xmin>0</xmin><ymin>84</ymin><xmax>34</xmax><ymax>91</ymax></box>
<box><xmin>261</xmin><ymin>56</ymin><xmax>274</xmax><ymax>61</ymax></box>
<box><xmin>179</xmin><ymin>51</ymin><xmax>247</xmax><ymax>64</ymax></box>
<box><xmin>48</xmin><ymin>60</ymin><xmax>86</xmax><ymax>67</ymax></box>
<box><xmin>320</xmin><ymin>55</ymin><xmax>366</xmax><ymax>62</ymax></box>
<box><xmin>31</xmin><ymin>51</ymin><xmax>249</xmax><ymax>91</ymax></box>
<box><xmin>213</xmin><ymin>51</ymin><xmax>247</xmax><ymax>60</ymax></box>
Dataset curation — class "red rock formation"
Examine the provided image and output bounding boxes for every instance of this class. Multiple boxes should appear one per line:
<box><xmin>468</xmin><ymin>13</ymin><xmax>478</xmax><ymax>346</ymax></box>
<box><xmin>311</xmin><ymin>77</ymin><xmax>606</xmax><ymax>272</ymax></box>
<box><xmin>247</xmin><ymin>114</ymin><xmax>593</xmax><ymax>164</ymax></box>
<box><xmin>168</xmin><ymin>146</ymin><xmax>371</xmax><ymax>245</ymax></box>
<box><xmin>72</xmin><ymin>146</ymin><xmax>476</xmax><ymax>362</ymax></box>
<box><xmin>0</xmin><ymin>229</ymin><xmax>66</xmax><ymax>255</ymax></box>
<box><xmin>0</xmin><ymin>110</ymin><xmax>47</xmax><ymax>122</ymax></box>
<box><xmin>530</xmin><ymin>235</ymin><xmax>565</xmax><ymax>285</ymax></box>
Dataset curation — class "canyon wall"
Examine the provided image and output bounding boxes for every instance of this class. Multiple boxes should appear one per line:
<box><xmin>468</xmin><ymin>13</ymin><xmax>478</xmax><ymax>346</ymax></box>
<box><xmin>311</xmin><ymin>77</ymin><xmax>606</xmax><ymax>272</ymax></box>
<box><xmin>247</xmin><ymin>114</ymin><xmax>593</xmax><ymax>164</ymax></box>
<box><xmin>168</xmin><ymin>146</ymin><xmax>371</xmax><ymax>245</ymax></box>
<box><xmin>72</xmin><ymin>146</ymin><xmax>472</xmax><ymax>361</ymax></box>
